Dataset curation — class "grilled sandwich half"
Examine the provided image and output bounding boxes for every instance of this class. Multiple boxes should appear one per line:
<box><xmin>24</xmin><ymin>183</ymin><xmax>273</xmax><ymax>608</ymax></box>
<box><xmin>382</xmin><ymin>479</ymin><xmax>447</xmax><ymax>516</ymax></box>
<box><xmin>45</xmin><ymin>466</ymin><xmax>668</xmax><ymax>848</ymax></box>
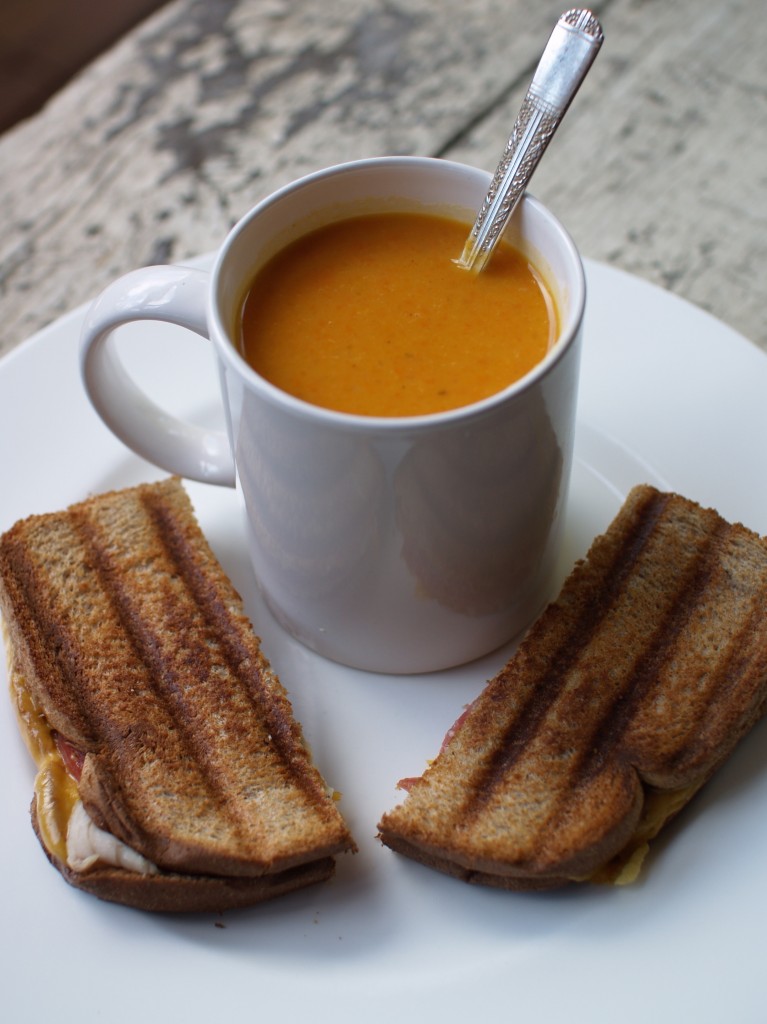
<box><xmin>378</xmin><ymin>485</ymin><xmax>767</xmax><ymax>889</ymax></box>
<box><xmin>0</xmin><ymin>477</ymin><xmax>355</xmax><ymax>912</ymax></box>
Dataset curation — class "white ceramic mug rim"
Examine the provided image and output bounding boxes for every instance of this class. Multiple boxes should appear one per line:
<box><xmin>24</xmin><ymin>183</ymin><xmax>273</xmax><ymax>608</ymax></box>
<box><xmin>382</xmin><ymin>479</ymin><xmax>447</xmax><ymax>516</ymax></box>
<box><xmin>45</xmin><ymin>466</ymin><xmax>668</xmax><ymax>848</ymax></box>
<box><xmin>208</xmin><ymin>156</ymin><xmax>585</xmax><ymax>434</ymax></box>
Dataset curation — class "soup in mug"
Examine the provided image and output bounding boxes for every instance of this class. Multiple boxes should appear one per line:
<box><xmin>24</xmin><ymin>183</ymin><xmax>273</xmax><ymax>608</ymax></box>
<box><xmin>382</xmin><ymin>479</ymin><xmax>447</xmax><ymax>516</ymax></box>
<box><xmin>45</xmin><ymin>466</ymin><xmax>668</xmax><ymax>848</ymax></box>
<box><xmin>239</xmin><ymin>212</ymin><xmax>556</xmax><ymax>418</ymax></box>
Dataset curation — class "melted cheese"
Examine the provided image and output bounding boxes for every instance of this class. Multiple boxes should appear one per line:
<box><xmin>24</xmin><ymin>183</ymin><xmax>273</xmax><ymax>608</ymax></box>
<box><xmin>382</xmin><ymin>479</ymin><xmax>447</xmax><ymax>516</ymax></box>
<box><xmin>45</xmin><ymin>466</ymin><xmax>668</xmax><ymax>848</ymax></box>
<box><xmin>6</xmin><ymin>633</ymin><xmax>158</xmax><ymax>876</ymax></box>
<box><xmin>588</xmin><ymin>781</ymin><xmax>703</xmax><ymax>885</ymax></box>
<box><xmin>7</xmin><ymin>636</ymin><xmax>58</xmax><ymax>766</ymax></box>
<box><xmin>34</xmin><ymin>754</ymin><xmax>80</xmax><ymax>864</ymax></box>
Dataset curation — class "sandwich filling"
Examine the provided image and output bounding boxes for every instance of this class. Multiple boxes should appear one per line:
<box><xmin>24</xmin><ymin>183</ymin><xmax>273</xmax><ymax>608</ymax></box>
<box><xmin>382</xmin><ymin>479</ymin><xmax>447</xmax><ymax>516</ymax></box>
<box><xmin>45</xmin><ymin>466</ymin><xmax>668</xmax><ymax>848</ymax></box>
<box><xmin>7</xmin><ymin>630</ymin><xmax>158</xmax><ymax>876</ymax></box>
<box><xmin>584</xmin><ymin>781</ymin><xmax>703</xmax><ymax>885</ymax></box>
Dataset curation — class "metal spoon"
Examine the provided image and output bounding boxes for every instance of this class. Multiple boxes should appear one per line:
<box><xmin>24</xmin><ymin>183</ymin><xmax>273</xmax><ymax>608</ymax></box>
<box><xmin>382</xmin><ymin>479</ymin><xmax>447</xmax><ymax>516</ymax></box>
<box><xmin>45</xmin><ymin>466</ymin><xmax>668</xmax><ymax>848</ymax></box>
<box><xmin>455</xmin><ymin>9</ymin><xmax>604</xmax><ymax>273</ymax></box>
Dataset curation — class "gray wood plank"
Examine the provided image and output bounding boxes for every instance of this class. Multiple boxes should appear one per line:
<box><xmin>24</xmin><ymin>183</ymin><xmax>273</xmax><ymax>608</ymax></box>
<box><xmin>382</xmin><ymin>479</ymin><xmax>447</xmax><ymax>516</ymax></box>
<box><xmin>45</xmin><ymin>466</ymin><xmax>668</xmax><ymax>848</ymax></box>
<box><xmin>444</xmin><ymin>0</ymin><xmax>767</xmax><ymax>353</ymax></box>
<box><xmin>0</xmin><ymin>0</ymin><xmax>764</xmax><ymax>356</ymax></box>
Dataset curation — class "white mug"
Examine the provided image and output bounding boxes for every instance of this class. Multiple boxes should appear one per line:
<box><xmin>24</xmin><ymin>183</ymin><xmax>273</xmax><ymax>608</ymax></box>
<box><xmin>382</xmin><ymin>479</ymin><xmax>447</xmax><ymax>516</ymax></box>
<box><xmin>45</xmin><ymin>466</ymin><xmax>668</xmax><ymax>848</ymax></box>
<box><xmin>80</xmin><ymin>157</ymin><xmax>585</xmax><ymax>673</ymax></box>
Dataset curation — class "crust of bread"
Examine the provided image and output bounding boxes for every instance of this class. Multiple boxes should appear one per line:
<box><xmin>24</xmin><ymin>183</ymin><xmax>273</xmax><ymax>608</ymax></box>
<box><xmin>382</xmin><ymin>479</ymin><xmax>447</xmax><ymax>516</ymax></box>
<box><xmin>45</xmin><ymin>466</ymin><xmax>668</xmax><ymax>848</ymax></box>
<box><xmin>31</xmin><ymin>801</ymin><xmax>335</xmax><ymax>913</ymax></box>
<box><xmin>380</xmin><ymin>832</ymin><xmax>568</xmax><ymax>891</ymax></box>
<box><xmin>0</xmin><ymin>478</ymin><xmax>354</xmax><ymax>909</ymax></box>
<box><xmin>379</xmin><ymin>485</ymin><xmax>767</xmax><ymax>887</ymax></box>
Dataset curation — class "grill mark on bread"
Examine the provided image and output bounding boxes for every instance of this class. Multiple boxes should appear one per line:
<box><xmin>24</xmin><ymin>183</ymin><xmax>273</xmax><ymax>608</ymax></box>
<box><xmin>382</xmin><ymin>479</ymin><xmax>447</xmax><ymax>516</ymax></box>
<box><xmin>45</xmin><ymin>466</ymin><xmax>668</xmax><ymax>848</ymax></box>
<box><xmin>68</xmin><ymin>506</ymin><xmax>250</xmax><ymax>839</ymax></box>
<box><xmin>536</xmin><ymin>517</ymin><xmax>731</xmax><ymax>850</ymax></box>
<box><xmin>572</xmin><ymin>518</ymin><xmax>729</xmax><ymax>777</ymax></box>
<box><xmin>378</xmin><ymin>485</ymin><xmax>767</xmax><ymax>887</ymax></box>
<box><xmin>648</xmin><ymin>601</ymin><xmax>767</xmax><ymax>778</ymax></box>
<box><xmin>3</xmin><ymin>504</ymin><xmax>264</xmax><ymax>860</ymax></box>
<box><xmin>1</xmin><ymin>480</ymin><xmax>354</xmax><ymax>880</ymax></box>
<box><xmin>138</xmin><ymin>488</ymin><xmax>313</xmax><ymax>794</ymax></box>
<box><xmin>461</xmin><ymin>487</ymin><xmax>671</xmax><ymax>819</ymax></box>
<box><xmin>0</xmin><ymin>523</ymin><xmax>102</xmax><ymax>746</ymax></box>
<box><xmin>67</xmin><ymin>488</ymin><xmax>337</xmax><ymax>860</ymax></box>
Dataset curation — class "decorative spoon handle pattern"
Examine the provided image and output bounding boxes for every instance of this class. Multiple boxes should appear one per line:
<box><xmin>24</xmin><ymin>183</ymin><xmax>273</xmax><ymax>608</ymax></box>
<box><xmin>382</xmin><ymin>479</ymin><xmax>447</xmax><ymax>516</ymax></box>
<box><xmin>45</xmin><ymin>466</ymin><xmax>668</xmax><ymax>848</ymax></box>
<box><xmin>456</xmin><ymin>9</ymin><xmax>604</xmax><ymax>273</ymax></box>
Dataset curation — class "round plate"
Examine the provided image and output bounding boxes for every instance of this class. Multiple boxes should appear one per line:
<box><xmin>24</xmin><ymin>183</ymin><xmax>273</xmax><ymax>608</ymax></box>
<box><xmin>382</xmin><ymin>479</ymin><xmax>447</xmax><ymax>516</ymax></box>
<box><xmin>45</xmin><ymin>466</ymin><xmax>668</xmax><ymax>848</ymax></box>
<box><xmin>1</xmin><ymin>258</ymin><xmax>766</xmax><ymax>1023</ymax></box>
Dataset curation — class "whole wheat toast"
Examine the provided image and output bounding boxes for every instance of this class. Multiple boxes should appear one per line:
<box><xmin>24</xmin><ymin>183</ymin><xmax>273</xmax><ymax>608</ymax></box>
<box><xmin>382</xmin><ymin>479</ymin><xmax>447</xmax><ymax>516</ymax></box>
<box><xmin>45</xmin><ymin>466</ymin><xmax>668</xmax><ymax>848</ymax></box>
<box><xmin>378</xmin><ymin>485</ymin><xmax>767</xmax><ymax>888</ymax></box>
<box><xmin>0</xmin><ymin>477</ymin><xmax>355</xmax><ymax>910</ymax></box>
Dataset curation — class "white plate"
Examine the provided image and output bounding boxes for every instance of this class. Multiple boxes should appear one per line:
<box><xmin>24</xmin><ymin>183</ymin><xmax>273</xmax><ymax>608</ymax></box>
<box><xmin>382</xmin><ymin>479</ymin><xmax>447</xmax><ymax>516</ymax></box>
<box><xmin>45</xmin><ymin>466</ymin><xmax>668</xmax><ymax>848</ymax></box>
<box><xmin>2</xmin><ymin>259</ymin><xmax>766</xmax><ymax>1024</ymax></box>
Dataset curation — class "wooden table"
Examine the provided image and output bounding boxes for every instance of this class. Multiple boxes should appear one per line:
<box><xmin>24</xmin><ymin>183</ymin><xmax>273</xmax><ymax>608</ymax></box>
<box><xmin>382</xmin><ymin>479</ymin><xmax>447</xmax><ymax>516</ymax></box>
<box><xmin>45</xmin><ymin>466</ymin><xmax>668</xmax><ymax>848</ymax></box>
<box><xmin>1</xmin><ymin>0</ymin><xmax>765</xmax><ymax>358</ymax></box>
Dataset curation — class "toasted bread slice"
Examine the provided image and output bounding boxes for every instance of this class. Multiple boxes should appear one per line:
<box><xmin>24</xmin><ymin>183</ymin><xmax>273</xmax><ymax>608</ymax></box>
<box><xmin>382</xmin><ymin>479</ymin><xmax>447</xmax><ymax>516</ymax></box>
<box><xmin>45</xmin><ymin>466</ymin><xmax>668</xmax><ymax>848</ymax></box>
<box><xmin>378</xmin><ymin>485</ymin><xmax>767</xmax><ymax>888</ymax></box>
<box><xmin>0</xmin><ymin>478</ymin><xmax>355</xmax><ymax>910</ymax></box>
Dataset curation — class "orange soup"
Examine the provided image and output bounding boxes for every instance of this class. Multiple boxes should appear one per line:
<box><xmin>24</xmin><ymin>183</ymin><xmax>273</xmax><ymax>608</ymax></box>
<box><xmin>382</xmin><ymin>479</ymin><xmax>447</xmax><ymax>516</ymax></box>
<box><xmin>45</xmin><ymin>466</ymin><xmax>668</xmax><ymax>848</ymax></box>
<box><xmin>239</xmin><ymin>212</ymin><xmax>556</xmax><ymax>417</ymax></box>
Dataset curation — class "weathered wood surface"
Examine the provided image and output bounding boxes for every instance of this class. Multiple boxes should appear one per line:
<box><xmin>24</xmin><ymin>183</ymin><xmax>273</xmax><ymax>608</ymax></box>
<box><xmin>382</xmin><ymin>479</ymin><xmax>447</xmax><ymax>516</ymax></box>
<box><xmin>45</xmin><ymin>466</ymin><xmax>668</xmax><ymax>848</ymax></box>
<box><xmin>1</xmin><ymin>0</ymin><xmax>765</xmax><ymax>357</ymax></box>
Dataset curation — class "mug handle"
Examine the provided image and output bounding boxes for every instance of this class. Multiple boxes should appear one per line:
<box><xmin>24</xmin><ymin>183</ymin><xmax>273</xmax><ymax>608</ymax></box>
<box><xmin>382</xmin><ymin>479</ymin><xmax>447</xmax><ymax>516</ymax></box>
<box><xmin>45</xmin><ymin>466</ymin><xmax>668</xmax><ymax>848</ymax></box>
<box><xmin>79</xmin><ymin>265</ymin><xmax>236</xmax><ymax>487</ymax></box>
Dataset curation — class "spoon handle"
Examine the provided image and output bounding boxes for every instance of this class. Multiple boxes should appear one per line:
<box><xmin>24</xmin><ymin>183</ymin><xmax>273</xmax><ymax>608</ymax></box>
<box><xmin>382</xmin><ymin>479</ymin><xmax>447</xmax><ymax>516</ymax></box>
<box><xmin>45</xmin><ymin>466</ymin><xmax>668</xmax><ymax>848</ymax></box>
<box><xmin>456</xmin><ymin>9</ymin><xmax>604</xmax><ymax>273</ymax></box>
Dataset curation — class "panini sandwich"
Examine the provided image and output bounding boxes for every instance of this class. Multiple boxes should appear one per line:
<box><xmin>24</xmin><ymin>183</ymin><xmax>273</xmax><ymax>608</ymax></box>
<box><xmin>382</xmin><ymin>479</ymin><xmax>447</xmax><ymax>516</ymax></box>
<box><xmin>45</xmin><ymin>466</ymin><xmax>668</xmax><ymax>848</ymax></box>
<box><xmin>378</xmin><ymin>485</ymin><xmax>767</xmax><ymax>888</ymax></box>
<box><xmin>0</xmin><ymin>477</ymin><xmax>355</xmax><ymax>912</ymax></box>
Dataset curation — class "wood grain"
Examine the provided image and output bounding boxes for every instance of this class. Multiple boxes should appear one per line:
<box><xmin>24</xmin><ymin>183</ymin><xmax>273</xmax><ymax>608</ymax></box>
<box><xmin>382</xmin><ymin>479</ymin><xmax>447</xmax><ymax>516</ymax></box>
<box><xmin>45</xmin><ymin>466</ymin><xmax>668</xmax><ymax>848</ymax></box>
<box><xmin>0</xmin><ymin>0</ymin><xmax>764</xmax><ymax>356</ymax></box>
